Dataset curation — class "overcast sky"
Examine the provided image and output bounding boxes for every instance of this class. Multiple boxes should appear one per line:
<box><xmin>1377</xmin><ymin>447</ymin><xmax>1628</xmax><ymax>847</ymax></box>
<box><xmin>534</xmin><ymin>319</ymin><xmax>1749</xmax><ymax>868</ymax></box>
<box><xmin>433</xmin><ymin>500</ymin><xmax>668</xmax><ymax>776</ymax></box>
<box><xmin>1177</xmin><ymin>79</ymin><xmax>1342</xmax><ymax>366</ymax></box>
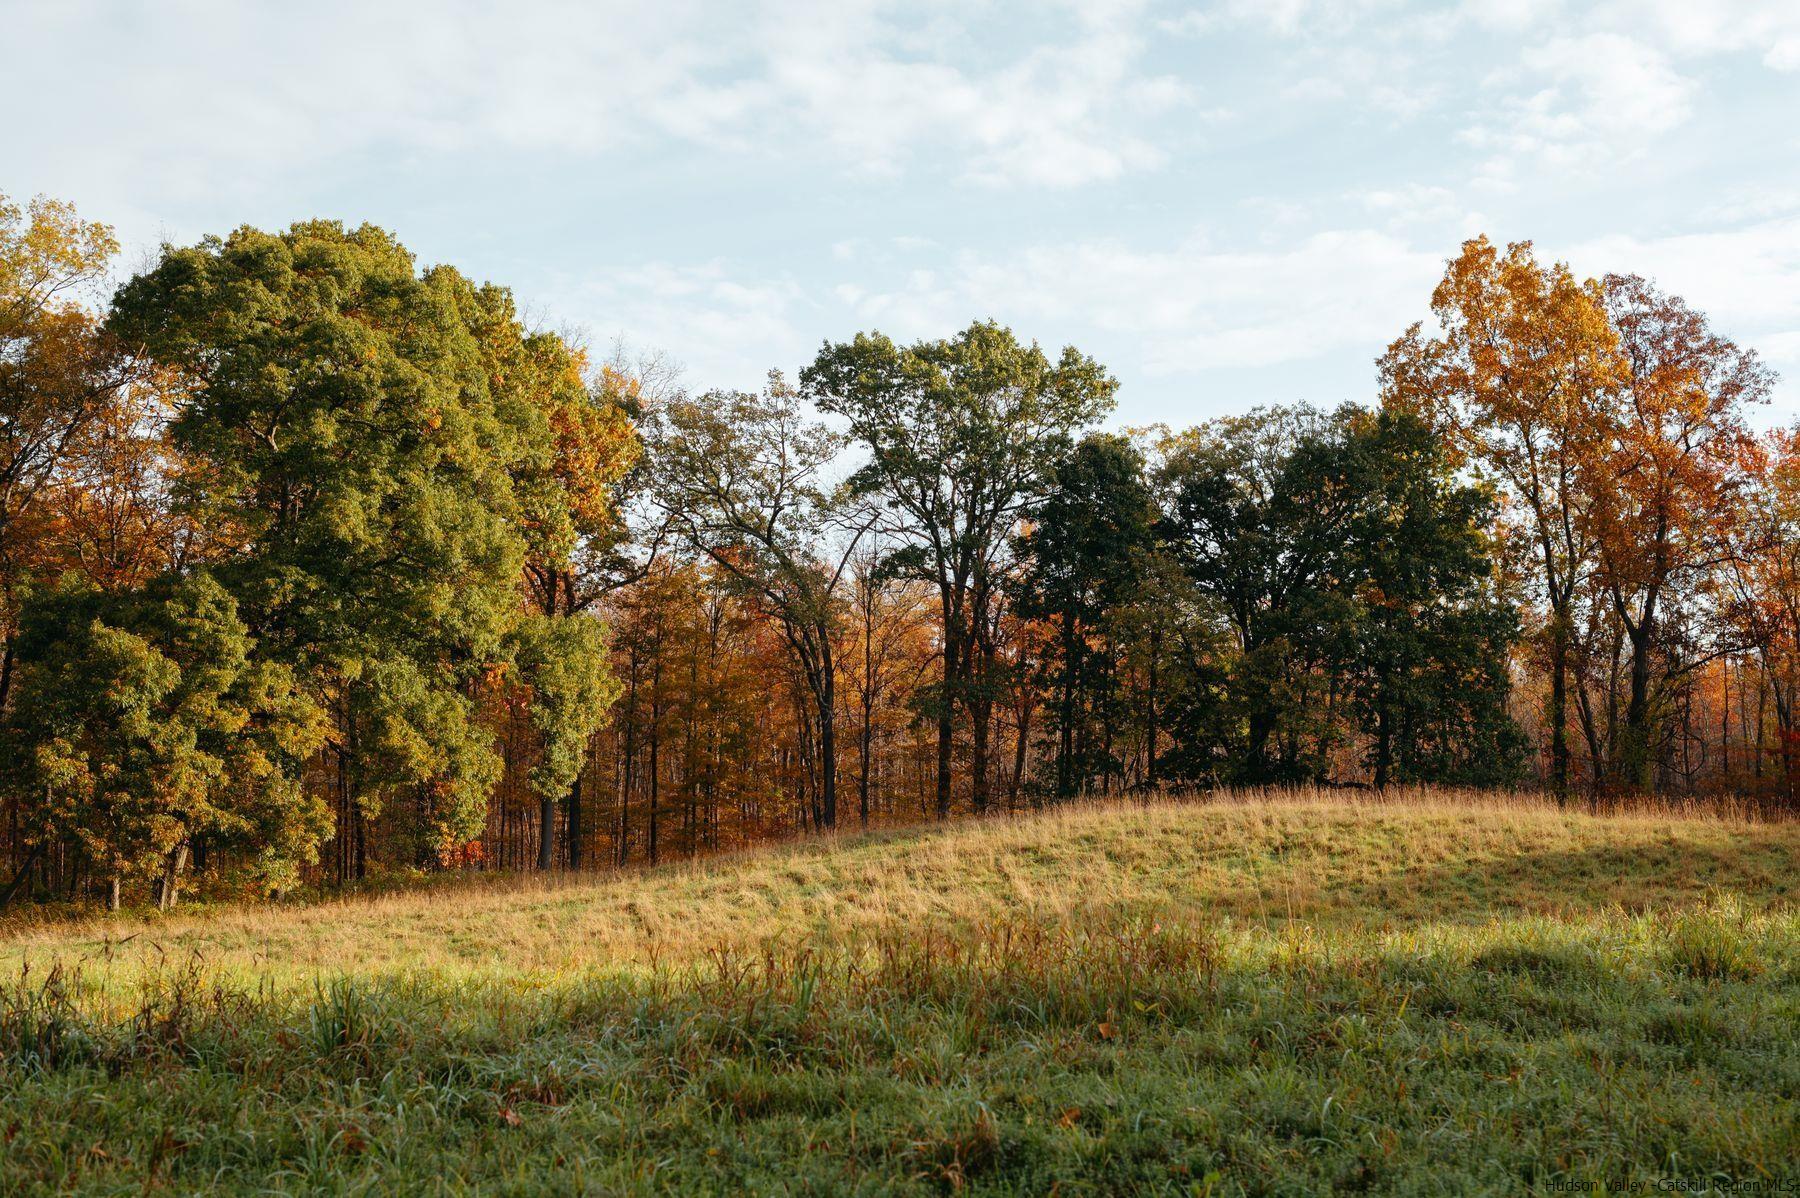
<box><xmin>6</xmin><ymin>0</ymin><xmax>1799</xmax><ymax>423</ymax></box>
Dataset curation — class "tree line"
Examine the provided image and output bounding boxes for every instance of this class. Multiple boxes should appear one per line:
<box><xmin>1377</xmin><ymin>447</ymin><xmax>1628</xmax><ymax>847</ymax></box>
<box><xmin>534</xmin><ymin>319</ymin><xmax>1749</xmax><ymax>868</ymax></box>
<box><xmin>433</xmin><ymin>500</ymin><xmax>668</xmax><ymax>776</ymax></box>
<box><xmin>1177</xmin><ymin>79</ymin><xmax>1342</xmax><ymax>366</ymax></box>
<box><xmin>0</xmin><ymin>193</ymin><xmax>1788</xmax><ymax>906</ymax></box>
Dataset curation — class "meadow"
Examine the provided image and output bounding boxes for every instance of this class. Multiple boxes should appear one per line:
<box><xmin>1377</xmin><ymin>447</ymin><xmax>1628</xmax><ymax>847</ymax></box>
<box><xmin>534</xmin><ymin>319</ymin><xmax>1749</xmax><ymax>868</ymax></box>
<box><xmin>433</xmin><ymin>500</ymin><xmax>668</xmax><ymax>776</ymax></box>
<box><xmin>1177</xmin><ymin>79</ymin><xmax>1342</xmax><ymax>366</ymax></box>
<box><xmin>1</xmin><ymin>788</ymin><xmax>1797</xmax><ymax>1195</ymax></box>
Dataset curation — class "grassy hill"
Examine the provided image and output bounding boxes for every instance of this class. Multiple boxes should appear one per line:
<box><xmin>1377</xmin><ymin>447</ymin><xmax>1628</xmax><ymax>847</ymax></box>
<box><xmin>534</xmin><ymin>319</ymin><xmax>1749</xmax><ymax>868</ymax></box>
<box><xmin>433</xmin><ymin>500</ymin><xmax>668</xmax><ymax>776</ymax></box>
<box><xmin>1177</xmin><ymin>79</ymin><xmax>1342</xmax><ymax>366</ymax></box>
<box><xmin>2</xmin><ymin>788</ymin><xmax>1796</xmax><ymax>1194</ymax></box>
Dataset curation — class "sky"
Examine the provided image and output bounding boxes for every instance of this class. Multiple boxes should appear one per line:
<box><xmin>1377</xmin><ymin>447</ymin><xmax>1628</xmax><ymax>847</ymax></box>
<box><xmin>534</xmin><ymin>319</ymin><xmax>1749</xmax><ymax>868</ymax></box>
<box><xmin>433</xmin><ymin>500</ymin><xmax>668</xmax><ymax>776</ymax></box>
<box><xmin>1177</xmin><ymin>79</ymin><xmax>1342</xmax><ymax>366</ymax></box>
<box><xmin>6</xmin><ymin>0</ymin><xmax>1800</xmax><ymax>425</ymax></box>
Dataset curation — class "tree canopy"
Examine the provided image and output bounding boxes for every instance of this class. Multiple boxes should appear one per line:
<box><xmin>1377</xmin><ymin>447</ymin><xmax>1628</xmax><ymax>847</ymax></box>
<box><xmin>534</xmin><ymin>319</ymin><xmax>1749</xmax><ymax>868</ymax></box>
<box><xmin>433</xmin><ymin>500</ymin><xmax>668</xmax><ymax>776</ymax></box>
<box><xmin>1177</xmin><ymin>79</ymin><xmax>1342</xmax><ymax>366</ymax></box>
<box><xmin>2</xmin><ymin>194</ymin><xmax>1794</xmax><ymax>908</ymax></box>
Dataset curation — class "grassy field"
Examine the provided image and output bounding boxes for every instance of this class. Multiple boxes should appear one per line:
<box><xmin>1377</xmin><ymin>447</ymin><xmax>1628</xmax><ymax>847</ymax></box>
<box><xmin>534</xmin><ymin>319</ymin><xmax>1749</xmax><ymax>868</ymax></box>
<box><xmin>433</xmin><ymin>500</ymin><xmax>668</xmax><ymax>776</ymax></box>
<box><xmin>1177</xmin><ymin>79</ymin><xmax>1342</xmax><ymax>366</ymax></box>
<box><xmin>1</xmin><ymin>788</ymin><xmax>1796</xmax><ymax>1195</ymax></box>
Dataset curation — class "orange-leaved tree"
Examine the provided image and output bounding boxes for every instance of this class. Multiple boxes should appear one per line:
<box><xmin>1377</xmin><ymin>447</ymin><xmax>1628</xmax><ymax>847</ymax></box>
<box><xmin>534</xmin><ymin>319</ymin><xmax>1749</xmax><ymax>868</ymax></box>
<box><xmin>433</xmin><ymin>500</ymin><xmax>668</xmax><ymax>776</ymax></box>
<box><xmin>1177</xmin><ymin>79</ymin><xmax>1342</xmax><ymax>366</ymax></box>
<box><xmin>0</xmin><ymin>193</ymin><xmax>134</xmax><ymax>708</ymax></box>
<box><xmin>1380</xmin><ymin>237</ymin><xmax>1627</xmax><ymax>799</ymax></box>
<box><xmin>1587</xmin><ymin>274</ymin><xmax>1770</xmax><ymax>790</ymax></box>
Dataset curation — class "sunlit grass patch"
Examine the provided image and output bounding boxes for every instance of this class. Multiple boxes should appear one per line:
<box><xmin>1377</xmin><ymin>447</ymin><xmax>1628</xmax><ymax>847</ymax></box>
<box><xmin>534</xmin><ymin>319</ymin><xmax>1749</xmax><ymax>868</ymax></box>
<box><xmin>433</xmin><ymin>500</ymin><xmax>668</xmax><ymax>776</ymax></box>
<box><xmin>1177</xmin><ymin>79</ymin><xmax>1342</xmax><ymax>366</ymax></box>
<box><xmin>1</xmin><ymin>788</ymin><xmax>1796</xmax><ymax>1194</ymax></box>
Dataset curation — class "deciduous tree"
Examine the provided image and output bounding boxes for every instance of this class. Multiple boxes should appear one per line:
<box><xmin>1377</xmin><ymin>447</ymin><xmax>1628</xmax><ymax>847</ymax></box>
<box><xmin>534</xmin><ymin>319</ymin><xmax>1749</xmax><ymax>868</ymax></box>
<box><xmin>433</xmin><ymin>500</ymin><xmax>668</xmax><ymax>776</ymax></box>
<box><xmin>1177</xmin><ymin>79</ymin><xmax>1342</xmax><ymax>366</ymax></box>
<box><xmin>1588</xmin><ymin>274</ymin><xmax>1770</xmax><ymax>790</ymax></box>
<box><xmin>651</xmin><ymin>377</ymin><xmax>865</xmax><ymax>829</ymax></box>
<box><xmin>107</xmin><ymin>222</ymin><xmax>619</xmax><ymax>872</ymax></box>
<box><xmin>1</xmin><ymin>572</ymin><xmax>326</xmax><ymax>907</ymax></box>
<box><xmin>0</xmin><ymin>193</ymin><xmax>132</xmax><ymax>707</ymax></box>
<box><xmin>1381</xmin><ymin>238</ymin><xmax>1626</xmax><ymax>798</ymax></box>
<box><xmin>1016</xmin><ymin>433</ymin><xmax>1157</xmax><ymax>800</ymax></box>
<box><xmin>804</xmin><ymin>322</ymin><xmax>1115</xmax><ymax>817</ymax></box>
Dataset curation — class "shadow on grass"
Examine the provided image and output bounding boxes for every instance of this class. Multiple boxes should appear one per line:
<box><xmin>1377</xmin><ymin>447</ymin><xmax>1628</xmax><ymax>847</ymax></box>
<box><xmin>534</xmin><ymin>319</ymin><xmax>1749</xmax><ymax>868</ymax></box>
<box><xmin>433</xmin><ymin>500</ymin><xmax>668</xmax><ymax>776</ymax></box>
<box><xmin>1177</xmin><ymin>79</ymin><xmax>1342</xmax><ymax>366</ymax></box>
<box><xmin>0</xmin><ymin>891</ymin><xmax>1794</xmax><ymax>1196</ymax></box>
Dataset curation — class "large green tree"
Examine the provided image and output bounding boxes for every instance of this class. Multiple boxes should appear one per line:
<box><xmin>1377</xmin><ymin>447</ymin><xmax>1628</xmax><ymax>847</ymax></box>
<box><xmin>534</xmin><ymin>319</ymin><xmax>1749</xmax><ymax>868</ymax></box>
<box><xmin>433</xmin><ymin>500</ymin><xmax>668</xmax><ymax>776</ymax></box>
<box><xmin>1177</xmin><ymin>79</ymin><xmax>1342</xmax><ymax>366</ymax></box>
<box><xmin>1160</xmin><ymin>407</ymin><xmax>1352</xmax><ymax>782</ymax></box>
<box><xmin>803</xmin><ymin>321</ymin><xmax>1115</xmax><ymax>818</ymax></box>
<box><xmin>1331</xmin><ymin>410</ymin><xmax>1523</xmax><ymax>788</ymax></box>
<box><xmin>486</xmin><ymin>320</ymin><xmax>636</xmax><ymax>871</ymax></box>
<box><xmin>107</xmin><ymin>221</ymin><xmax>618</xmax><ymax>875</ymax></box>
<box><xmin>1015</xmin><ymin>433</ymin><xmax>1157</xmax><ymax>800</ymax></box>
<box><xmin>1</xmin><ymin>572</ymin><xmax>327</xmax><ymax>908</ymax></box>
<box><xmin>1159</xmin><ymin>405</ymin><xmax>1521</xmax><ymax>786</ymax></box>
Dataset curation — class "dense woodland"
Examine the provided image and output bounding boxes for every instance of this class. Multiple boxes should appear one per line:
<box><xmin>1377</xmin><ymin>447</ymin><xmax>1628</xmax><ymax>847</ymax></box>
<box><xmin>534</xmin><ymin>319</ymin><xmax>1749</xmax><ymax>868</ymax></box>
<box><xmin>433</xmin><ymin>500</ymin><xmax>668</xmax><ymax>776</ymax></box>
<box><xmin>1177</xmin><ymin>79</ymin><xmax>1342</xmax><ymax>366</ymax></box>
<box><xmin>0</xmin><ymin>192</ymin><xmax>1791</xmax><ymax>908</ymax></box>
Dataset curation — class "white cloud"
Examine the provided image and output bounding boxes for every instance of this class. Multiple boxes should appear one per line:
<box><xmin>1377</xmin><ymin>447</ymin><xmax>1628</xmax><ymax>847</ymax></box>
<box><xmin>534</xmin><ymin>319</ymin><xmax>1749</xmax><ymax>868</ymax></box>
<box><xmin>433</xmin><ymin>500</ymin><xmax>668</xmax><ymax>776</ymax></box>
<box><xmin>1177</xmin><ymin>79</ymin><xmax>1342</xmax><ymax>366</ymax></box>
<box><xmin>553</xmin><ymin>260</ymin><xmax>813</xmax><ymax>392</ymax></box>
<box><xmin>1461</xmin><ymin>33</ymin><xmax>1693</xmax><ymax>183</ymax></box>
<box><xmin>1</xmin><ymin>0</ymin><xmax>1190</xmax><ymax>203</ymax></box>
<box><xmin>1460</xmin><ymin>0</ymin><xmax>1562</xmax><ymax>33</ymax></box>
<box><xmin>576</xmin><ymin>216</ymin><xmax>1800</xmax><ymax>407</ymax></box>
<box><xmin>762</xmin><ymin>1</ymin><xmax>1191</xmax><ymax>187</ymax></box>
<box><xmin>832</xmin><ymin>228</ymin><xmax>1443</xmax><ymax>373</ymax></box>
<box><xmin>539</xmin><ymin>227</ymin><xmax>1448</xmax><ymax>400</ymax></box>
<box><xmin>1353</xmin><ymin>183</ymin><xmax>1463</xmax><ymax>229</ymax></box>
<box><xmin>1700</xmin><ymin>188</ymin><xmax>1800</xmax><ymax>225</ymax></box>
<box><xmin>1524</xmin><ymin>34</ymin><xmax>1693</xmax><ymax>138</ymax></box>
<box><xmin>1462</xmin><ymin>0</ymin><xmax>1800</xmax><ymax>65</ymax></box>
<box><xmin>1768</xmin><ymin>37</ymin><xmax>1800</xmax><ymax>72</ymax></box>
<box><xmin>1162</xmin><ymin>0</ymin><xmax>1405</xmax><ymax>38</ymax></box>
<box><xmin>1566</xmin><ymin>217</ymin><xmax>1800</xmax><ymax>373</ymax></box>
<box><xmin>8</xmin><ymin>0</ymin><xmax>1798</xmax><ymax>420</ymax></box>
<box><xmin>1594</xmin><ymin>0</ymin><xmax>1800</xmax><ymax>65</ymax></box>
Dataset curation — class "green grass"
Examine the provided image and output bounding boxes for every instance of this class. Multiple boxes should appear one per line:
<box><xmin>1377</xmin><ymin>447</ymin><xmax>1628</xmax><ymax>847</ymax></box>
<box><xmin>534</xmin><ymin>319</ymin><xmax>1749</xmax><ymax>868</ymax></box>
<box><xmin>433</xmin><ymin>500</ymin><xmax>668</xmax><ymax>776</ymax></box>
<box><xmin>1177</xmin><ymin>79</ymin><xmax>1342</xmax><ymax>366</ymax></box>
<box><xmin>1</xmin><ymin>789</ymin><xmax>1797</xmax><ymax>1194</ymax></box>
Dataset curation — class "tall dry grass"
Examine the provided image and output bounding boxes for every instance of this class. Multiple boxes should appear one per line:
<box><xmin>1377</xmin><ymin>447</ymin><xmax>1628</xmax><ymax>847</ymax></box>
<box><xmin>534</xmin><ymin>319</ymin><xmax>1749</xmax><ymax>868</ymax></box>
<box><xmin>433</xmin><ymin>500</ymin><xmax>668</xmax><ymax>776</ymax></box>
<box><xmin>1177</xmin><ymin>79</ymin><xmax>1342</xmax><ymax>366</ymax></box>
<box><xmin>3</xmin><ymin>785</ymin><xmax>1792</xmax><ymax>993</ymax></box>
<box><xmin>0</xmin><ymin>785</ymin><xmax>1794</xmax><ymax>1193</ymax></box>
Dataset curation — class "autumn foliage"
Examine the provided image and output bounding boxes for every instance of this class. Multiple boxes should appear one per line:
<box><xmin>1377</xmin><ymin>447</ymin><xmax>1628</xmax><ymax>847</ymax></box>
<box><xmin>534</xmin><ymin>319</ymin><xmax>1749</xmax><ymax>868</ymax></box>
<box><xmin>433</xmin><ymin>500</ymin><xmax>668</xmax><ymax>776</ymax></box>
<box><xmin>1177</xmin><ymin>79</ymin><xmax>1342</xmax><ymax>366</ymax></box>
<box><xmin>0</xmin><ymin>199</ymin><xmax>1791</xmax><ymax>908</ymax></box>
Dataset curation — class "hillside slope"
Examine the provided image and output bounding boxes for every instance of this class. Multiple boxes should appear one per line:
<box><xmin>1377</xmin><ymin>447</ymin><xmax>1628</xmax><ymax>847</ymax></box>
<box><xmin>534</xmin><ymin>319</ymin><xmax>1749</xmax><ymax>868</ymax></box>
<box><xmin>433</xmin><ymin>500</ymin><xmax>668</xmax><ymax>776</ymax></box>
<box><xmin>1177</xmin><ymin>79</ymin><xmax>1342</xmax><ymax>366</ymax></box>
<box><xmin>6</xmin><ymin>787</ymin><xmax>1795</xmax><ymax>979</ymax></box>
<box><xmin>2</xmin><ymin>789</ymin><xmax>1797</xmax><ymax>1195</ymax></box>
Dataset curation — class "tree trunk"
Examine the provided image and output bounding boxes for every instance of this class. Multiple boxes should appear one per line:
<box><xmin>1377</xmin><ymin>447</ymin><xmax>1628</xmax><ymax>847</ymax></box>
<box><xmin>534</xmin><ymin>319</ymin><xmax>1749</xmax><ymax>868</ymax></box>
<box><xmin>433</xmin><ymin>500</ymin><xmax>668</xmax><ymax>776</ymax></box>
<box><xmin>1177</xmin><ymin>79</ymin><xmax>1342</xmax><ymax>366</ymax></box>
<box><xmin>0</xmin><ymin>847</ymin><xmax>42</xmax><ymax>907</ymax></box>
<box><xmin>859</xmin><ymin>593</ymin><xmax>876</xmax><ymax>826</ymax></box>
<box><xmin>1373</xmin><ymin>684</ymin><xmax>1393</xmax><ymax>791</ymax></box>
<box><xmin>936</xmin><ymin>621</ymin><xmax>958</xmax><ymax>820</ymax></box>
<box><xmin>858</xmin><ymin>697</ymin><xmax>874</xmax><ymax>827</ymax></box>
<box><xmin>565</xmin><ymin>773</ymin><xmax>583</xmax><ymax>870</ymax></box>
<box><xmin>353</xmin><ymin>803</ymin><xmax>367</xmax><ymax>882</ymax></box>
<box><xmin>1145</xmin><ymin>624</ymin><xmax>1160</xmax><ymax>788</ymax></box>
<box><xmin>1548</xmin><ymin>609</ymin><xmax>1571</xmax><ymax>801</ymax></box>
<box><xmin>1247</xmin><ymin>709</ymin><xmax>1277</xmax><ymax>781</ymax></box>
<box><xmin>970</xmin><ymin>594</ymin><xmax>994</xmax><ymax>815</ymax></box>
<box><xmin>813</xmin><ymin>626</ymin><xmax>838</xmax><ymax>830</ymax></box>
<box><xmin>1011</xmin><ymin>690</ymin><xmax>1031</xmax><ymax>807</ymax></box>
<box><xmin>1058</xmin><ymin>610</ymin><xmax>1077</xmax><ymax>801</ymax></box>
<box><xmin>619</xmin><ymin>650</ymin><xmax>638</xmax><ymax>865</ymax></box>
<box><xmin>538</xmin><ymin>793</ymin><xmax>557</xmax><ymax>871</ymax></box>
<box><xmin>157</xmin><ymin>842</ymin><xmax>190</xmax><ymax>912</ymax></box>
<box><xmin>648</xmin><ymin>705</ymin><xmax>662</xmax><ymax>863</ymax></box>
<box><xmin>648</xmin><ymin>683</ymin><xmax>661</xmax><ymax>866</ymax></box>
<box><xmin>1620</xmin><ymin>617</ymin><xmax>1657</xmax><ymax>793</ymax></box>
<box><xmin>971</xmin><ymin>690</ymin><xmax>991</xmax><ymax>815</ymax></box>
<box><xmin>415</xmin><ymin>783</ymin><xmax>437</xmax><ymax>871</ymax></box>
<box><xmin>1754</xmin><ymin>680</ymin><xmax>1766</xmax><ymax>783</ymax></box>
